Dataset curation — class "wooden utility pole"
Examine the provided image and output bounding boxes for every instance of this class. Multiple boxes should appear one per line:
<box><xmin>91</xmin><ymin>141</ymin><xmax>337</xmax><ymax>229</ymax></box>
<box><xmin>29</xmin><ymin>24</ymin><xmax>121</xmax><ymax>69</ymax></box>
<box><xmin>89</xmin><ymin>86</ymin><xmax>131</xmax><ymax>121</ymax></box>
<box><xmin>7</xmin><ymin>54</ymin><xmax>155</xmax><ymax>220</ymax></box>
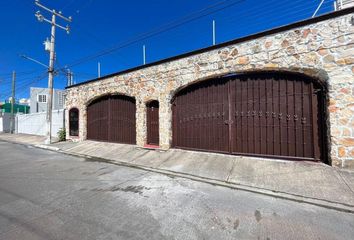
<box><xmin>10</xmin><ymin>71</ymin><xmax>16</xmax><ymax>134</ymax></box>
<box><xmin>66</xmin><ymin>69</ymin><xmax>74</xmax><ymax>86</ymax></box>
<box><xmin>34</xmin><ymin>0</ymin><xmax>72</xmax><ymax>144</ymax></box>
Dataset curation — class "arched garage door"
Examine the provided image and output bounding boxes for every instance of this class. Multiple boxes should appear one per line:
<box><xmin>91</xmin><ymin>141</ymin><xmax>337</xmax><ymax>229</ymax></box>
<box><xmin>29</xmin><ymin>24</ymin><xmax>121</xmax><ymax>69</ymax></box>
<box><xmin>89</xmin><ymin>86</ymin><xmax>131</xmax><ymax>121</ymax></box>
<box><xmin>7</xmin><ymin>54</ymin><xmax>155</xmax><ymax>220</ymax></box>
<box><xmin>87</xmin><ymin>95</ymin><xmax>136</xmax><ymax>144</ymax></box>
<box><xmin>172</xmin><ymin>72</ymin><xmax>326</xmax><ymax>161</ymax></box>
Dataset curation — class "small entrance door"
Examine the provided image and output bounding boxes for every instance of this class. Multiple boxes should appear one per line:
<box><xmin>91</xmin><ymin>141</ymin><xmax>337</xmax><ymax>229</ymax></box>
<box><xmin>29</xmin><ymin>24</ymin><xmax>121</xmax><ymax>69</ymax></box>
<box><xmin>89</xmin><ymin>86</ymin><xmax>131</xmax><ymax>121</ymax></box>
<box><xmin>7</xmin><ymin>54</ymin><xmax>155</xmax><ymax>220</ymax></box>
<box><xmin>147</xmin><ymin>101</ymin><xmax>159</xmax><ymax>146</ymax></box>
<box><xmin>69</xmin><ymin>108</ymin><xmax>79</xmax><ymax>136</ymax></box>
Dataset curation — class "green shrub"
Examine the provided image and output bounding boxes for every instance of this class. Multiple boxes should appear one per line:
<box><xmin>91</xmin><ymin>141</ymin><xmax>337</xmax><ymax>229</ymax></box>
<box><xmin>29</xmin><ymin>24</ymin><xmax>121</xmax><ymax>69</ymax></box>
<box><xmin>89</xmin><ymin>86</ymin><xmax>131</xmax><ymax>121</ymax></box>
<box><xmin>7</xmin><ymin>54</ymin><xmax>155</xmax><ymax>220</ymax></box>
<box><xmin>57</xmin><ymin>128</ymin><xmax>66</xmax><ymax>142</ymax></box>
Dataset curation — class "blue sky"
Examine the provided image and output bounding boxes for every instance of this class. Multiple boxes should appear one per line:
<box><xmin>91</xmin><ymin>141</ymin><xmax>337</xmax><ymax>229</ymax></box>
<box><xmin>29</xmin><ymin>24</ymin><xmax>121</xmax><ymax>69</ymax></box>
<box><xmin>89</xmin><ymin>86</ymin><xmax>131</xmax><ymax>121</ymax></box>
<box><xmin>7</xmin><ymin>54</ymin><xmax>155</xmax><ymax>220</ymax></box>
<box><xmin>0</xmin><ymin>0</ymin><xmax>334</xmax><ymax>100</ymax></box>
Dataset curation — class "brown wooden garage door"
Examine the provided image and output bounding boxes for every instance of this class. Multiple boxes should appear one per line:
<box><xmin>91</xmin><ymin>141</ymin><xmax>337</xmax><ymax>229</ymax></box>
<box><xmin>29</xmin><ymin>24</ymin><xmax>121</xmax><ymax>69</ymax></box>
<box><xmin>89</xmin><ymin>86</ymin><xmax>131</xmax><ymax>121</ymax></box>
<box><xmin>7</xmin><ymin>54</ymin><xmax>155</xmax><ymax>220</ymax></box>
<box><xmin>87</xmin><ymin>95</ymin><xmax>136</xmax><ymax>144</ymax></box>
<box><xmin>172</xmin><ymin>72</ymin><xmax>325</xmax><ymax>161</ymax></box>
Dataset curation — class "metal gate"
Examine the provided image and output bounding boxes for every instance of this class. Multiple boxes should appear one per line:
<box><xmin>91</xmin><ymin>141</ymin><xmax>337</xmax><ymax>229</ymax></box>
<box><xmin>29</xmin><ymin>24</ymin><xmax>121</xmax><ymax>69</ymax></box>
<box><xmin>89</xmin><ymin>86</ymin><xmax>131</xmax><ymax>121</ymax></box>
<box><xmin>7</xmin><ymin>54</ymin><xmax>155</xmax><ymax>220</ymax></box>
<box><xmin>146</xmin><ymin>100</ymin><xmax>159</xmax><ymax>145</ymax></box>
<box><xmin>87</xmin><ymin>95</ymin><xmax>136</xmax><ymax>144</ymax></box>
<box><xmin>172</xmin><ymin>79</ymin><xmax>229</xmax><ymax>153</ymax></box>
<box><xmin>172</xmin><ymin>72</ymin><xmax>325</xmax><ymax>161</ymax></box>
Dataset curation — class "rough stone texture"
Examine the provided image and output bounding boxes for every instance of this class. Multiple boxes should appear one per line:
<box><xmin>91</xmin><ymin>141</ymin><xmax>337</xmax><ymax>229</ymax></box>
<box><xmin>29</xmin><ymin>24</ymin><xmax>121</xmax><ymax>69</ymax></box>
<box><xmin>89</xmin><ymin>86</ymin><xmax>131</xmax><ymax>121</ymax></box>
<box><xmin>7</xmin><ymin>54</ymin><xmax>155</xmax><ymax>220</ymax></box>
<box><xmin>65</xmin><ymin>13</ymin><xmax>354</xmax><ymax>168</ymax></box>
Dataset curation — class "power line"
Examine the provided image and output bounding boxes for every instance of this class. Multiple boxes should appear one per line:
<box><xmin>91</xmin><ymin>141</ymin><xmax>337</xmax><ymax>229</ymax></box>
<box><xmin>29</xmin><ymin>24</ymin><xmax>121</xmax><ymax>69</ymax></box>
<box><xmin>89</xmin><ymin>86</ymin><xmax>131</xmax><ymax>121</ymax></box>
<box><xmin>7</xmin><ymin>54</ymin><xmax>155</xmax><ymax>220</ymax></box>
<box><xmin>0</xmin><ymin>70</ymin><xmax>48</xmax><ymax>98</ymax></box>
<box><xmin>227</xmin><ymin>0</ymin><xmax>332</xmax><ymax>24</ymax></box>
<box><xmin>152</xmin><ymin>2</ymin><xmax>325</xmax><ymax>47</ymax></box>
<box><xmin>0</xmin><ymin>69</ymin><xmax>44</xmax><ymax>77</ymax></box>
<box><xmin>226</xmin><ymin>4</ymin><xmax>333</xmax><ymax>37</ymax></box>
<box><xmin>61</xmin><ymin>0</ymin><xmax>76</xmax><ymax>11</ymax></box>
<box><xmin>0</xmin><ymin>72</ymin><xmax>48</xmax><ymax>99</ymax></box>
<box><xmin>3</xmin><ymin>0</ymin><xmax>333</xmax><ymax>90</ymax></box>
<box><xmin>10</xmin><ymin>72</ymin><xmax>48</xmax><ymax>85</ymax></box>
<box><xmin>71</xmin><ymin>22</ymin><xmax>132</xmax><ymax>66</ymax></box>
<box><xmin>62</xmin><ymin>0</ymin><xmax>334</xmax><ymax>72</ymax></box>
<box><xmin>13</xmin><ymin>81</ymin><xmax>46</xmax><ymax>99</ymax></box>
<box><xmin>313</xmin><ymin>0</ymin><xmax>326</xmax><ymax>17</ymax></box>
<box><xmin>61</xmin><ymin>0</ymin><xmax>246</xmax><ymax>69</ymax></box>
<box><xmin>70</xmin><ymin>1</ymin><xmax>235</xmax><ymax>67</ymax></box>
<box><xmin>70</xmin><ymin>4</ymin><xmax>337</xmax><ymax>85</ymax></box>
<box><xmin>16</xmin><ymin>73</ymin><xmax>48</xmax><ymax>90</ymax></box>
<box><xmin>217</xmin><ymin>0</ymin><xmax>327</xmax><ymax>22</ymax></box>
<box><xmin>134</xmin><ymin>0</ymin><xmax>322</xmax><ymax>43</ymax></box>
<box><xmin>0</xmin><ymin>72</ymin><xmax>48</xmax><ymax>95</ymax></box>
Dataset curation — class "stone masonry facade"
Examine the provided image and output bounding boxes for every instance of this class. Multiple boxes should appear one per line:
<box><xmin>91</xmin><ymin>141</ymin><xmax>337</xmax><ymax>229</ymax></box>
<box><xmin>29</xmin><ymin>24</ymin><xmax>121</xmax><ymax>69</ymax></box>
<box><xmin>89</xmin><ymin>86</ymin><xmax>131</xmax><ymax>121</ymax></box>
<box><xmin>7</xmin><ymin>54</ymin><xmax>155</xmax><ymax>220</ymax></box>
<box><xmin>65</xmin><ymin>11</ymin><xmax>354</xmax><ymax>168</ymax></box>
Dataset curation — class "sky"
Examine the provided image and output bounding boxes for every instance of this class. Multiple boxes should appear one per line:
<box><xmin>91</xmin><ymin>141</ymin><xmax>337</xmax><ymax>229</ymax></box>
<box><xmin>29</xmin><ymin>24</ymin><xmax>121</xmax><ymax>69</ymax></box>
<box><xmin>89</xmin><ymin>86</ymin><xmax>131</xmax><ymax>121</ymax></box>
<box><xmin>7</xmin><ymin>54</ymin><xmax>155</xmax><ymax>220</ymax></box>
<box><xmin>0</xmin><ymin>0</ymin><xmax>335</xmax><ymax>100</ymax></box>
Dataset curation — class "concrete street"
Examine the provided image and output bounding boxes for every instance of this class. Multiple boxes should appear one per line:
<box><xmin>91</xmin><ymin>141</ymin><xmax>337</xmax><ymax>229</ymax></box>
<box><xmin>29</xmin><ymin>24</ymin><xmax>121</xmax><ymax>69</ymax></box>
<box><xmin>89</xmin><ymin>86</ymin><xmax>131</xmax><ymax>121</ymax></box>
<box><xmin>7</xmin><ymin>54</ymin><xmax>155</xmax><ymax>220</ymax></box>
<box><xmin>2</xmin><ymin>133</ymin><xmax>354</xmax><ymax>211</ymax></box>
<box><xmin>0</xmin><ymin>141</ymin><xmax>353</xmax><ymax>240</ymax></box>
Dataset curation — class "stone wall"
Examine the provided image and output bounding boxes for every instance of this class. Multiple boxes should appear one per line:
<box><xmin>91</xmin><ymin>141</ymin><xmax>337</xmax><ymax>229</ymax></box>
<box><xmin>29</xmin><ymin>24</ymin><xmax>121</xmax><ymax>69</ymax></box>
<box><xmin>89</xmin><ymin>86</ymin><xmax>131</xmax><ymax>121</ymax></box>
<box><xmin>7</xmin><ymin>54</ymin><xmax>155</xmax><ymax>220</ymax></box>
<box><xmin>65</xmin><ymin>11</ymin><xmax>354</xmax><ymax>168</ymax></box>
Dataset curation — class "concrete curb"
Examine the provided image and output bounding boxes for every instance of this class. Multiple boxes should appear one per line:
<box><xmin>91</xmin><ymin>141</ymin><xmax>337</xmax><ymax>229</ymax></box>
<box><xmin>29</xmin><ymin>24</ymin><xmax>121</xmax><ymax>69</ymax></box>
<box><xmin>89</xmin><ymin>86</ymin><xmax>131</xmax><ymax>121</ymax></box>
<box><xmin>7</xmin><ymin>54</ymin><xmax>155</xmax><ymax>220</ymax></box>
<box><xmin>57</xmin><ymin>150</ymin><xmax>354</xmax><ymax>214</ymax></box>
<box><xmin>35</xmin><ymin>144</ymin><xmax>60</xmax><ymax>151</ymax></box>
<box><xmin>2</xmin><ymin>138</ymin><xmax>354</xmax><ymax>214</ymax></box>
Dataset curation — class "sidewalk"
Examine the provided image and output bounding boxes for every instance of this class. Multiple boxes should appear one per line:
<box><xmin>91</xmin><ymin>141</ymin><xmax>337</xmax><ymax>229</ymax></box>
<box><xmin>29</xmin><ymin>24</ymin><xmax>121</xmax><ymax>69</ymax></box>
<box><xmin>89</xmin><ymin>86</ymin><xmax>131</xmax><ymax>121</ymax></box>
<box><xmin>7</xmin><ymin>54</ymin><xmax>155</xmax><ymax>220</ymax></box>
<box><xmin>1</xmin><ymin>133</ymin><xmax>354</xmax><ymax>213</ymax></box>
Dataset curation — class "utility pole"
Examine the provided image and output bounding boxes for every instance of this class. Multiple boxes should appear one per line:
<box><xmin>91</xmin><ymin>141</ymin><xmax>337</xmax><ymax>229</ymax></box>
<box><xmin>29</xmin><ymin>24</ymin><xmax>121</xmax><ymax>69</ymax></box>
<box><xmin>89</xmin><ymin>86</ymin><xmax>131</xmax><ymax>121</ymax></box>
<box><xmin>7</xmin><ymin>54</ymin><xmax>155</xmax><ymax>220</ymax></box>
<box><xmin>70</xmin><ymin>71</ymin><xmax>73</xmax><ymax>86</ymax></box>
<box><xmin>66</xmin><ymin>69</ymin><xmax>73</xmax><ymax>86</ymax></box>
<box><xmin>212</xmin><ymin>20</ymin><xmax>216</xmax><ymax>46</ymax></box>
<box><xmin>10</xmin><ymin>71</ymin><xmax>16</xmax><ymax>134</ymax></box>
<box><xmin>34</xmin><ymin>0</ymin><xmax>72</xmax><ymax>144</ymax></box>
<box><xmin>66</xmin><ymin>69</ymin><xmax>70</xmax><ymax>86</ymax></box>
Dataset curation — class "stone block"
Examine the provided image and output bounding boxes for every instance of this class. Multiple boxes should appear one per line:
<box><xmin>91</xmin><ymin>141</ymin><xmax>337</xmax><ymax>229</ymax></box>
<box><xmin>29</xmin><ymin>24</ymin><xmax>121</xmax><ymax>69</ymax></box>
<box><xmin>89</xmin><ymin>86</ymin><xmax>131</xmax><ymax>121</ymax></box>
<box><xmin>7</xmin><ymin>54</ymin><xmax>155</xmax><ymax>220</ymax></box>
<box><xmin>237</xmin><ymin>56</ymin><xmax>249</xmax><ymax>65</ymax></box>
<box><xmin>338</xmin><ymin>147</ymin><xmax>346</xmax><ymax>158</ymax></box>
<box><xmin>336</xmin><ymin>138</ymin><xmax>354</xmax><ymax>147</ymax></box>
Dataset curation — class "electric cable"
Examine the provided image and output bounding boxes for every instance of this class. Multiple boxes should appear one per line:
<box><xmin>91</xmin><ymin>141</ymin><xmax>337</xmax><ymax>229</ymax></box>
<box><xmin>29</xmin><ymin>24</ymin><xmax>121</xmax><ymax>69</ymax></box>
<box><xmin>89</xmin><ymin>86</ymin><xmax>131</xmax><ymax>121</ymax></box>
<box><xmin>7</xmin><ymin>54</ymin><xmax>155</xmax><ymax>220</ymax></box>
<box><xmin>60</xmin><ymin>0</ymin><xmax>247</xmax><ymax>69</ymax></box>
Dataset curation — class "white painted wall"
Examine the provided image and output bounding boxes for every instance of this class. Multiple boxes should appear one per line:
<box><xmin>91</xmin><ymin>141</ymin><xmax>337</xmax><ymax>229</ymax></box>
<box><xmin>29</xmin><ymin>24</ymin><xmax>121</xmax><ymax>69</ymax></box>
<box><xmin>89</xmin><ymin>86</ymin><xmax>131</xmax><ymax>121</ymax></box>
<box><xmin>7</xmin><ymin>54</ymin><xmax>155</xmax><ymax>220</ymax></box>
<box><xmin>0</xmin><ymin>113</ymin><xmax>12</xmax><ymax>133</ymax></box>
<box><xmin>16</xmin><ymin>110</ymin><xmax>65</xmax><ymax>137</ymax></box>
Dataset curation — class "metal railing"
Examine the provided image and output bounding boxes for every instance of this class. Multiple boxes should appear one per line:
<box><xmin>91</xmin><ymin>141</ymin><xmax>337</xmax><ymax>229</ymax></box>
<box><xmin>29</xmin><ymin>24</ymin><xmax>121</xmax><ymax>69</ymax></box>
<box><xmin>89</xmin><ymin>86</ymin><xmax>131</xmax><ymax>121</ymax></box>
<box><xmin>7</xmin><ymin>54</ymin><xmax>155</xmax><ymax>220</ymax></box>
<box><xmin>335</xmin><ymin>0</ymin><xmax>354</xmax><ymax>10</ymax></box>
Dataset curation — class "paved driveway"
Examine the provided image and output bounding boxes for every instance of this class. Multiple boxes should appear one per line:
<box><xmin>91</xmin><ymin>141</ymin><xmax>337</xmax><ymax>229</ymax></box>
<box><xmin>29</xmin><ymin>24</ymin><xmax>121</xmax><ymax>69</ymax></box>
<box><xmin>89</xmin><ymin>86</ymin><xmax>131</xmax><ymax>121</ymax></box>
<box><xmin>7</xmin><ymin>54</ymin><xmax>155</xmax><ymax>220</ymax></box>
<box><xmin>0</xmin><ymin>141</ymin><xmax>353</xmax><ymax>240</ymax></box>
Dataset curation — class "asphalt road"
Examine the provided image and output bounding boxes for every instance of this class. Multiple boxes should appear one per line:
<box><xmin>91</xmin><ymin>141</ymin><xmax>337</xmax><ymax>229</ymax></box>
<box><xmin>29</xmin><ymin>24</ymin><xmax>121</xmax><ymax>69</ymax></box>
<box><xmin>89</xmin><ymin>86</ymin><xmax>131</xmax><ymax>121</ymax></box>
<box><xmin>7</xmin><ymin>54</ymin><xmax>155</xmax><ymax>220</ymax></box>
<box><xmin>0</xmin><ymin>141</ymin><xmax>353</xmax><ymax>240</ymax></box>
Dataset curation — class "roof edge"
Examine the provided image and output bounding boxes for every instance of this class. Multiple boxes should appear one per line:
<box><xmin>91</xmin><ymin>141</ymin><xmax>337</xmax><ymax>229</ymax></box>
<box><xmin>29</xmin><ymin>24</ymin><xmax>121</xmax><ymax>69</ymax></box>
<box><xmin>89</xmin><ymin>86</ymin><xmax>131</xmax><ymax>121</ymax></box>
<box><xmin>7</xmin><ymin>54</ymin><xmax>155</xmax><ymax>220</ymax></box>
<box><xmin>66</xmin><ymin>6</ymin><xmax>354</xmax><ymax>89</ymax></box>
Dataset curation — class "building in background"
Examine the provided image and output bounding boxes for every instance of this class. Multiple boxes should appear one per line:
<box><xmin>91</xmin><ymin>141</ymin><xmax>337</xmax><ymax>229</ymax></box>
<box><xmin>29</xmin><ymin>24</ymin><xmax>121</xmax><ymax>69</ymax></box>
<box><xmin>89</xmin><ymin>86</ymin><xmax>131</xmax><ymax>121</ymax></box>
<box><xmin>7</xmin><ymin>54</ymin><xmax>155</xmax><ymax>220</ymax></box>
<box><xmin>0</xmin><ymin>88</ymin><xmax>65</xmax><ymax>136</ymax></box>
<box><xmin>30</xmin><ymin>87</ymin><xmax>65</xmax><ymax>114</ymax></box>
<box><xmin>19</xmin><ymin>98</ymin><xmax>30</xmax><ymax>106</ymax></box>
<box><xmin>0</xmin><ymin>99</ymin><xmax>30</xmax><ymax>133</ymax></box>
<box><xmin>0</xmin><ymin>101</ymin><xmax>30</xmax><ymax>114</ymax></box>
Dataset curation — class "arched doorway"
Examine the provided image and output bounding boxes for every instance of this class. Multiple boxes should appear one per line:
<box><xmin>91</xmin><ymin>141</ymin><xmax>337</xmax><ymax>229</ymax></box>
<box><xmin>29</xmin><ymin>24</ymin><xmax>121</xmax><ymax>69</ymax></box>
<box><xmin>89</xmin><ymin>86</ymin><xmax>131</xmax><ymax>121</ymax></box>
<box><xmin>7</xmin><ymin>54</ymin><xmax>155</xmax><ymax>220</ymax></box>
<box><xmin>172</xmin><ymin>72</ymin><xmax>326</xmax><ymax>161</ymax></box>
<box><xmin>87</xmin><ymin>95</ymin><xmax>136</xmax><ymax>144</ymax></box>
<box><xmin>146</xmin><ymin>100</ymin><xmax>159</xmax><ymax>146</ymax></box>
<box><xmin>69</xmin><ymin>108</ymin><xmax>79</xmax><ymax>136</ymax></box>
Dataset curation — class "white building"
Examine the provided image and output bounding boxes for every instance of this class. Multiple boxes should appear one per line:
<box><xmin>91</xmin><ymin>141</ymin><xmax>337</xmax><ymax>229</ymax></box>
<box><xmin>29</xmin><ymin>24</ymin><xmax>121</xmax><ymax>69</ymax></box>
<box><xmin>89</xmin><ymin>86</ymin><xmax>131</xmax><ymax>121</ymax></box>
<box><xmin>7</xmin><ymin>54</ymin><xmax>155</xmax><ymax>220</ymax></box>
<box><xmin>30</xmin><ymin>87</ymin><xmax>65</xmax><ymax>114</ymax></box>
